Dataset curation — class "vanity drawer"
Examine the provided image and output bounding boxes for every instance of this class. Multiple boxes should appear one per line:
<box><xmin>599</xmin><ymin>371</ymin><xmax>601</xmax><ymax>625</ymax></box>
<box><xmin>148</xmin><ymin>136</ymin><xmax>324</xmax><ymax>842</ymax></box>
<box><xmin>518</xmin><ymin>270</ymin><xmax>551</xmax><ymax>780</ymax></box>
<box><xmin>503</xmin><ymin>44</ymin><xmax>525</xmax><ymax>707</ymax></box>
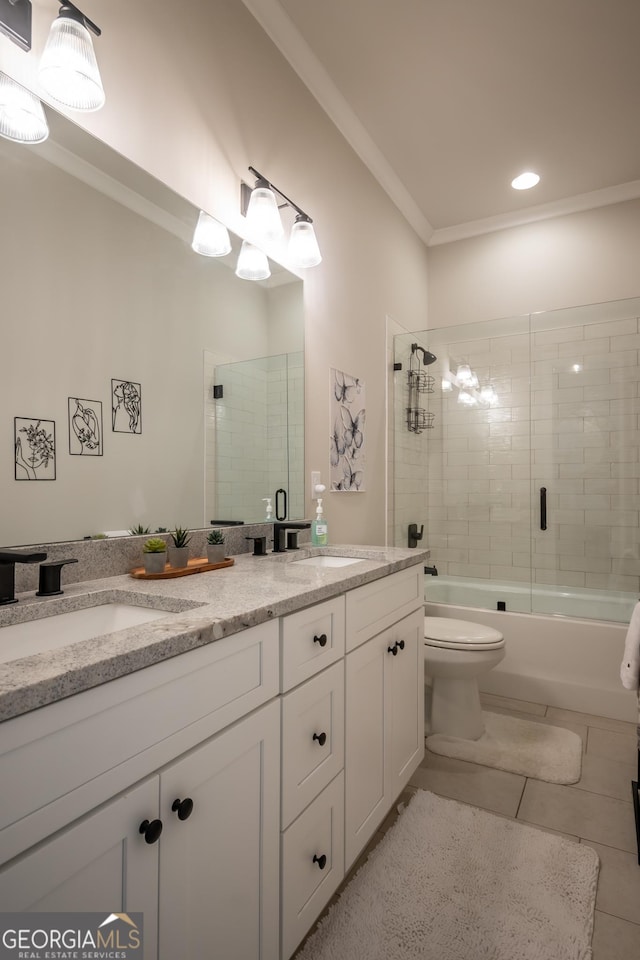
<box><xmin>281</xmin><ymin>661</ymin><xmax>344</xmax><ymax>828</ymax></box>
<box><xmin>281</xmin><ymin>772</ymin><xmax>344</xmax><ymax>960</ymax></box>
<box><xmin>346</xmin><ymin>565</ymin><xmax>423</xmax><ymax>652</ymax></box>
<box><xmin>281</xmin><ymin>596</ymin><xmax>345</xmax><ymax>692</ymax></box>
<box><xmin>0</xmin><ymin>620</ymin><xmax>279</xmax><ymax>865</ymax></box>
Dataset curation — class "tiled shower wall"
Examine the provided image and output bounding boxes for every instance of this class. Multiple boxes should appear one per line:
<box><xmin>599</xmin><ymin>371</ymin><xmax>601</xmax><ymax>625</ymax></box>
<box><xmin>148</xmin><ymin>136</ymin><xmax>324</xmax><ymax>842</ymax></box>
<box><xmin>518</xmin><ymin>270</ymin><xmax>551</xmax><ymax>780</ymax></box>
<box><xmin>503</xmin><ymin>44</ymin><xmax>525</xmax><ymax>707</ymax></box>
<box><xmin>394</xmin><ymin>301</ymin><xmax>640</xmax><ymax>594</ymax></box>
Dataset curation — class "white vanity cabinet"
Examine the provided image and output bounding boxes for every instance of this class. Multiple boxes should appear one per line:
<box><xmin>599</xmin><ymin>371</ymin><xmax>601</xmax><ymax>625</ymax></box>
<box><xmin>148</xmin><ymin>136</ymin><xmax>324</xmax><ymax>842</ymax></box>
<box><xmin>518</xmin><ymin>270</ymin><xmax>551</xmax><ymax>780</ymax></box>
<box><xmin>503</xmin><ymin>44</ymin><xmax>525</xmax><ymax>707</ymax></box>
<box><xmin>0</xmin><ymin>560</ymin><xmax>425</xmax><ymax>960</ymax></box>
<box><xmin>344</xmin><ymin>569</ymin><xmax>424</xmax><ymax>869</ymax></box>
<box><xmin>0</xmin><ymin>620</ymin><xmax>281</xmax><ymax>960</ymax></box>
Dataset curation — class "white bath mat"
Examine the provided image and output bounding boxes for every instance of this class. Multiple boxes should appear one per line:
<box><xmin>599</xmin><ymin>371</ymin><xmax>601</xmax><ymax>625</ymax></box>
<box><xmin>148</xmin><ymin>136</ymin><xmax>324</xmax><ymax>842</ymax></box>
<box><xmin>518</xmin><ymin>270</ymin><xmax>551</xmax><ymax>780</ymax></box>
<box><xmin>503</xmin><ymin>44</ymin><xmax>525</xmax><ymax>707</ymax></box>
<box><xmin>426</xmin><ymin>711</ymin><xmax>582</xmax><ymax>783</ymax></box>
<box><xmin>297</xmin><ymin>789</ymin><xmax>599</xmax><ymax>960</ymax></box>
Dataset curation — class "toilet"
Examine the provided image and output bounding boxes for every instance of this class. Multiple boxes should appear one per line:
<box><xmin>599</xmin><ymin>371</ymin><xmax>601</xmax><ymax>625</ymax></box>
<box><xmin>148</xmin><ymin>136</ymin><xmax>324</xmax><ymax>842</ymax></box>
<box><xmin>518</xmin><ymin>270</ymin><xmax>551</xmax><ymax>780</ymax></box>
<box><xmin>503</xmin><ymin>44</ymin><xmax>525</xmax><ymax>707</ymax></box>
<box><xmin>424</xmin><ymin>617</ymin><xmax>505</xmax><ymax>740</ymax></box>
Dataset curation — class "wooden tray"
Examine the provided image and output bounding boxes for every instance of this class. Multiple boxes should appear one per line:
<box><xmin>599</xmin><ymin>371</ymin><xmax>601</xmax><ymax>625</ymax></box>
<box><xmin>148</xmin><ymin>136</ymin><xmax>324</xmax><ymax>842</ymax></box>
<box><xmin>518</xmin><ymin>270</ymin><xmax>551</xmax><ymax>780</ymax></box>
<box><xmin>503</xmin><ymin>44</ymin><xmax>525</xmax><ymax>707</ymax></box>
<box><xmin>130</xmin><ymin>557</ymin><xmax>234</xmax><ymax>580</ymax></box>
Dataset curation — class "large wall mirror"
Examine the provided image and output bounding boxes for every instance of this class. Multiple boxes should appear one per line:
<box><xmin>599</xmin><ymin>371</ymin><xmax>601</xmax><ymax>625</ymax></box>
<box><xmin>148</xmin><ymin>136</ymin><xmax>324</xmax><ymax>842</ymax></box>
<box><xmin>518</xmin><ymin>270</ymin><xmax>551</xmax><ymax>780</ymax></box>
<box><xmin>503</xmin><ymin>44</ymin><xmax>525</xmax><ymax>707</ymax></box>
<box><xmin>0</xmin><ymin>106</ymin><xmax>304</xmax><ymax>547</ymax></box>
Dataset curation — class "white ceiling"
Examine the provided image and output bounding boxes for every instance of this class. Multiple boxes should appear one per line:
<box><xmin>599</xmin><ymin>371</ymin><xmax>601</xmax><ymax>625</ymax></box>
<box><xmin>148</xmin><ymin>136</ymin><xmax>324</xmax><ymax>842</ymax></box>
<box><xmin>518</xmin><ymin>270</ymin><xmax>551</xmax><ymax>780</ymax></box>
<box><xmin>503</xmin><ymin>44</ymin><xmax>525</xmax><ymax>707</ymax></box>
<box><xmin>244</xmin><ymin>0</ymin><xmax>640</xmax><ymax>245</ymax></box>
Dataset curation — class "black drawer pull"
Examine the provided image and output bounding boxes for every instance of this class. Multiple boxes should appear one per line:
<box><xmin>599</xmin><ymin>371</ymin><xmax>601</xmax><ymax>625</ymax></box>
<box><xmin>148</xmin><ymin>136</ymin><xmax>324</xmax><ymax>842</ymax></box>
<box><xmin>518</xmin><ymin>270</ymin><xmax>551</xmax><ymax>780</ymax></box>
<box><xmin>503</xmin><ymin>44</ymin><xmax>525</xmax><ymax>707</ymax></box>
<box><xmin>139</xmin><ymin>818</ymin><xmax>163</xmax><ymax>844</ymax></box>
<box><xmin>388</xmin><ymin>643</ymin><xmax>398</xmax><ymax>656</ymax></box>
<box><xmin>171</xmin><ymin>797</ymin><xmax>194</xmax><ymax>821</ymax></box>
<box><xmin>313</xmin><ymin>731</ymin><xmax>327</xmax><ymax>746</ymax></box>
<box><xmin>313</xmin><ymin>633</ymin><xmax>328</xmax><ymax>647</ymax></box>
<box><xmin>398</xmin><ymin>639</ymin><xmax>405</xmax><ymax>651</ymax></box>
<box><xmin>313</xmin><ymin>853</ymin><xmax>327</xmax><ymax>870</ymax></box>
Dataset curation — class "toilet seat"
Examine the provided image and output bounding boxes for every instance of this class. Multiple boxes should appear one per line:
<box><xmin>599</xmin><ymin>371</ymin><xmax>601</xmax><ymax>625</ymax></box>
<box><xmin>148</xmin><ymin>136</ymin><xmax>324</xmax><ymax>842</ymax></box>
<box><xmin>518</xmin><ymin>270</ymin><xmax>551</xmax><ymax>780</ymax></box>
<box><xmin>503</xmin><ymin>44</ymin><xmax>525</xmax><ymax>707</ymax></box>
<box><xmin>424</xmin><ymin>617</ymin><xmax>504</xmax><ymax>651</ymax></box>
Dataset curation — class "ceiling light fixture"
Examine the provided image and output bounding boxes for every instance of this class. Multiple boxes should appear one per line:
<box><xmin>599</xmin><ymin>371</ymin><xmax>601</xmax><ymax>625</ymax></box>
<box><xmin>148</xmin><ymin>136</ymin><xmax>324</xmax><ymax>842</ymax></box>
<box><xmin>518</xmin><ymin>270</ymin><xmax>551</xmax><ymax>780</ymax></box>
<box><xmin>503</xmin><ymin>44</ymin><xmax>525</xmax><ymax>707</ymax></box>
<box><xmin>191</xmin><ymin>210</ymin><xmax>231</xmax><ymax>258</ymax></box>
<box><xmin>38</xmin><ymin>1</ymin><xmax>105</xmax><ymax>111</ymax></box>
<box><xmin>0</xmin><ymin>71</ymin><xmax>48</xmax><ymax>143</ymax></box>
<box><xmin>235</xmin><ymin>240</ymin><xmax>271</xmax><ymax>282</ymax></box>
<box><xmin>511</xmin><ymin>171</ymin><xmax>540</xmax><ymax>190</ymax></box>
<box><xmin>241</xmin><ymin>166</ymin><xmax>322</xmax><ymax>269</ymax></box>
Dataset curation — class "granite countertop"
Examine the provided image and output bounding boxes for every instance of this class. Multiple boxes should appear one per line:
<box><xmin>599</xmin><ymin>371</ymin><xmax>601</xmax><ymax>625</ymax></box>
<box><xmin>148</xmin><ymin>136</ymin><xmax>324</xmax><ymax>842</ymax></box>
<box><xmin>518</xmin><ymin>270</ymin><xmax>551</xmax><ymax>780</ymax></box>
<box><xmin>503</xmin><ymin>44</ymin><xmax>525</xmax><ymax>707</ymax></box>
<box><xmin>0</xmin><ymin>545</ymin><xmax>429</xmax><ymax>722</ymax></box>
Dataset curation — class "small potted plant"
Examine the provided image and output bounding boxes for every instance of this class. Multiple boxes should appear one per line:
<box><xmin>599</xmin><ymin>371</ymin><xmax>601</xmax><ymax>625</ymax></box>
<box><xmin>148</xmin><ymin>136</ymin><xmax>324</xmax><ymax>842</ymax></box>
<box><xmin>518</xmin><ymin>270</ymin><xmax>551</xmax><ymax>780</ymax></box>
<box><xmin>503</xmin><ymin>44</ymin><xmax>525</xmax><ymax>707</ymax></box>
<box><xmin>169</xmin><ymin>525</ymin><xmax>191</xmax><ymax>568</ymax></box>
<box><xmin>129</xmin><ymin>524</ymin><xmax>150</xmax><ymax>536</ymax></box>
<box><xmin>142</xmin><ymin>537</ymin><xmax>167</xmax><ymax>574</ymax></box>
<box><xmin>206</xmin><ymin>528</ymin><xmax>226</xmax><ymax>564</ymax></box>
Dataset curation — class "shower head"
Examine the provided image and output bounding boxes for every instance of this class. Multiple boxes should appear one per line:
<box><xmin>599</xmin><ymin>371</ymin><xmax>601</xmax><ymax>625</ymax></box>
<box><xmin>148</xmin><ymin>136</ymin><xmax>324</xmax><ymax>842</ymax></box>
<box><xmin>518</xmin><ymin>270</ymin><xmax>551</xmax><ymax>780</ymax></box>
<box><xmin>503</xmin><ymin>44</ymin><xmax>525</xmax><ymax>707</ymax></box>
<box><xmin>411</xmin><ymin>343</ymin><xmax>437</xmax><ymax>366</ymax></box>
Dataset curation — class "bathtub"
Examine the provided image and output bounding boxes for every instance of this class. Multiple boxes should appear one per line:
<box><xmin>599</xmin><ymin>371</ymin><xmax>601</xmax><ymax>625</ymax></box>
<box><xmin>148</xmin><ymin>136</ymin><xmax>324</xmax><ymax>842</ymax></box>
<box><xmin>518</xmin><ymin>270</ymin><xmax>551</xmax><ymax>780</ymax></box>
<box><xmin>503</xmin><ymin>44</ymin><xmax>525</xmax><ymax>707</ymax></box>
<box><xmin>424</xmin><ymin>576</ymin><xmax>637</xmax><ymax>723</ymax></box>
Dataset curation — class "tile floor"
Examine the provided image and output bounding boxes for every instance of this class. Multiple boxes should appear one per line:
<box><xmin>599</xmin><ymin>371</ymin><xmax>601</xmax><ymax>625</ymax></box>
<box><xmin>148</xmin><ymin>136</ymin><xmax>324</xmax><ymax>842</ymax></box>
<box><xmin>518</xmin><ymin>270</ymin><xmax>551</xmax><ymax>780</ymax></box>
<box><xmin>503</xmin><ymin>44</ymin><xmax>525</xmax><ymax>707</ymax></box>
<box><xmin>296</xmin><ymin>693</ymin><xmax>640</xmax><ymax>959</ymax></box>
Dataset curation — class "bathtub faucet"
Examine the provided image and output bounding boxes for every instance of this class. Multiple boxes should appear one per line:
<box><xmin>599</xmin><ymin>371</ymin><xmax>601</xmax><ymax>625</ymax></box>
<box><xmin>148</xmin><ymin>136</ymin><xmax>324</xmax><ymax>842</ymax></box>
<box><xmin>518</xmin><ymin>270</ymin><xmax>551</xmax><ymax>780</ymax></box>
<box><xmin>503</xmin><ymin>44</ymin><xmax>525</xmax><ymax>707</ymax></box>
<box><xmin>424</xmin><ymin>565</ymin><xmax>438</xmax><ymax>576</ymax></box>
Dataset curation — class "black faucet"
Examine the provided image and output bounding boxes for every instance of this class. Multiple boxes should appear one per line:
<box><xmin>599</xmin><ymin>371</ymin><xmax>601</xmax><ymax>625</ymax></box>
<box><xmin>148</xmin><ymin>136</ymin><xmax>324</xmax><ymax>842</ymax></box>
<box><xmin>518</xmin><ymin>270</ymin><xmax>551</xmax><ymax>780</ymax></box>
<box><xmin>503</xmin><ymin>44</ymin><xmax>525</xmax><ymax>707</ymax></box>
<box><xmin>272</xmin><ymin>521</ymin><xmax>311</xmax><ymax>553</ymax></box>
<box><xmin>37</xmin><ymin>558</ymin><xmax>79</xmax><ymax>597</ymax></box>
<box><xmin>0</xmin><ymin>549</ymin><xmax>48</xmax><ymax>606</ymax></box>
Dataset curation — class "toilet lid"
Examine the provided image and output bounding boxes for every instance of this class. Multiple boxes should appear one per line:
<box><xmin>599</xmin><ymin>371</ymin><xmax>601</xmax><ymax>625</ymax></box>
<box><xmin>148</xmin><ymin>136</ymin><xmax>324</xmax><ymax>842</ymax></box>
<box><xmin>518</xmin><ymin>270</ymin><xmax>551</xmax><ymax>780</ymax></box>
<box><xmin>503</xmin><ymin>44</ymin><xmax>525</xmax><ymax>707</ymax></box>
<box><xmin>424</xmin><ymin>617</ymin><xmax>504</xmax><ymax>651</ymax></box>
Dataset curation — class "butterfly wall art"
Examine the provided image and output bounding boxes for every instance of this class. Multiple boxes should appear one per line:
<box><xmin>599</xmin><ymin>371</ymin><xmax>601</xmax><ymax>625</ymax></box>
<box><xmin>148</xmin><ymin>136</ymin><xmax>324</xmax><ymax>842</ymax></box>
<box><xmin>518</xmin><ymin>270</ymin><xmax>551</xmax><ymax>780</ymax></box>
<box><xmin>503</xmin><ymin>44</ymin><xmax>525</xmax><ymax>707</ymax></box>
<box><xmin>330</xmin><ymin>368</ymin><xmax>366</xmax><ymax>491</ymax></box>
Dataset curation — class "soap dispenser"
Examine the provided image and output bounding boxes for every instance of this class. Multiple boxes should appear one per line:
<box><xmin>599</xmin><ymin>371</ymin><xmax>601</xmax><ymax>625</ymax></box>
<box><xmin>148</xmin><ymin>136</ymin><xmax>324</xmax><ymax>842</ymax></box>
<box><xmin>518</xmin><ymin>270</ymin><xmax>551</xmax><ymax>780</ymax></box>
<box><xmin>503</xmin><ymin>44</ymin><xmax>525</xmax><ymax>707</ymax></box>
<box><xmin>311</xmin><ymin>498</ymin><xmax>328</xmax><ymax>546</ymax></box>
<box><xmin>262</xmin><ymin>497</ymin><xmax>273</xmax><ymax>521</ymax></box>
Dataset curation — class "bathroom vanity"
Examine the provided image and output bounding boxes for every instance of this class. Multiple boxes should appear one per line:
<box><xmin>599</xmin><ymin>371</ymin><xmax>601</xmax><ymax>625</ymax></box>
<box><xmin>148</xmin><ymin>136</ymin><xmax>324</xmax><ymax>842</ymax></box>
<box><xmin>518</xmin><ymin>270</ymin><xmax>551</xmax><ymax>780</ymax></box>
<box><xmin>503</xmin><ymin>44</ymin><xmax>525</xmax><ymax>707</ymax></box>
<box><xmin>0</xmin><ymin>546</ymin><xmax>427</xmax><ymax>960</ymax></box>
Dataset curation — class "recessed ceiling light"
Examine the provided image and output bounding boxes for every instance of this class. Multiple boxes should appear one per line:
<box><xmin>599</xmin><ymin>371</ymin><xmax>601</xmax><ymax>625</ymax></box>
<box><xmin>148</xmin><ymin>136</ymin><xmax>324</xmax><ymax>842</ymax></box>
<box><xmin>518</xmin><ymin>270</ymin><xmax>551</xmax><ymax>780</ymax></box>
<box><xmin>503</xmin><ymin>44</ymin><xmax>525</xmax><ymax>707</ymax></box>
<box><xmin>511</xmin><ymin>171</ymin><xmax>540</xmax><ymax>190</ymax></box>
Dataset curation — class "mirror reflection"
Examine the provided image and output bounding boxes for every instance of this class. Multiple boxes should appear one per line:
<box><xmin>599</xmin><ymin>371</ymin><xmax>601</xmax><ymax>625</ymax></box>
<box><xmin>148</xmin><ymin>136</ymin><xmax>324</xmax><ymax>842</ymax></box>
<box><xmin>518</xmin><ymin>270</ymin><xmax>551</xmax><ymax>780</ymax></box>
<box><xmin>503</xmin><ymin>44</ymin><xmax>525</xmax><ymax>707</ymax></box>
<box><xmin>1</xmin><ymin>108</ymin><xmax>304</xmax><ymax>546</ymax></box>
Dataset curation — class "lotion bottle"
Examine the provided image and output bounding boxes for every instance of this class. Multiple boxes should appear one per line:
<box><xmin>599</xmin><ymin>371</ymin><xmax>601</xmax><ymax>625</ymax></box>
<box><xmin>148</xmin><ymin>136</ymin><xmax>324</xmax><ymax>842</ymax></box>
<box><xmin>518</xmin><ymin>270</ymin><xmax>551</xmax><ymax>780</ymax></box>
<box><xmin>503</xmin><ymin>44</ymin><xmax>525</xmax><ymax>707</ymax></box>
<box><xmin>311</xmin><ymin>497</ymin><xmax>328</xmax><ymax>545</ymax></box>
<box><xmin>262</xmin><ymin>497</ymin><xmax>273</xmax><ymax>520</ymax></box>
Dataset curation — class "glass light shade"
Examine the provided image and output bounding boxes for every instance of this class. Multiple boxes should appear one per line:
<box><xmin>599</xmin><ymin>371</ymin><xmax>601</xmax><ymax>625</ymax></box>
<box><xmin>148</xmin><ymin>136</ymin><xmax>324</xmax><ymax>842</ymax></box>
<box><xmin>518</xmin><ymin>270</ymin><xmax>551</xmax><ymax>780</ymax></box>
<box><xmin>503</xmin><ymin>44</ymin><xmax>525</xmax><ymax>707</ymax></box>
<box><xmin>468</xmin><ymin>371</ymin><xmax>479</xmax><ymax>389</ymax></box>
<box><xmin>245</xmin><ymin>185</ymin><xmax>283</xmax><ymax>242</ymax></box>
<box><xmin>455</xmin><ymin>363</ymin><xmax>473</xmax><ymax>386</ymax></box>
<box><xmin>457</xmin><ymin>390</ymin><xmax>477</xmax><ymax>407</ymax></box>
<box><xmin>235</xmin><ymin>241</ymin><xmax>271</xmax><ymax>281</ymax></box>
<box><xmin>441</xmin><ymin>379</ymin><xmax>453</xmax><ymax>393</ymax></box>
<box><xmin>38</xmin><ymin>17</ymin><xmax>105</xmax><ymax>111</ymax></box>
<box><xmin>0</xmin><ymin>73</ymin><xmax>49</xmax><ymax>144</ymax></box>
<box><xmin>288</xmin><ymin>218</ymin><xmax>322</xmax><ymax>268</ymax></box>
<box><xmin>479</xmin><ymin>385</ymin><xmax>498</xmax><ymax>406</ymax></box>
<box><xmin>192</xmin><ymin>211</ymin><xmax>231</xmax><ymax>257</ymax></box>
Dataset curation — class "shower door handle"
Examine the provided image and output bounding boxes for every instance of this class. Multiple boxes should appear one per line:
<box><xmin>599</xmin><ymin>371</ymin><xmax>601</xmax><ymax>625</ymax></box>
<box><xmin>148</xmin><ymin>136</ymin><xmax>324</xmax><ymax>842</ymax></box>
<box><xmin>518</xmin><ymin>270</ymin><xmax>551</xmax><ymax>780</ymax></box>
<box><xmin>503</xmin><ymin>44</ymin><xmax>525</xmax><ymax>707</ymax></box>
<box><xmin>540</xmin><ymin>487</ymin><xmax>547</xmax><ymax>531</ymax></box>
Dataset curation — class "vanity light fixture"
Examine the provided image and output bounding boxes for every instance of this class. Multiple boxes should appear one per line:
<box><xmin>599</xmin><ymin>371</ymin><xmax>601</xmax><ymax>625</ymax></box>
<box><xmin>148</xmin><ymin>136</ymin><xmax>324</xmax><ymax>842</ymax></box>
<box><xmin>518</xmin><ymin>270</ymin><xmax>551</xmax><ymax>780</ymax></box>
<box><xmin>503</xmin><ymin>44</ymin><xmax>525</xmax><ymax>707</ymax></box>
<box><xmin>38</xmin><ymin>1</ymin><xmax>105</xmax><ymax>112</ymax></box>
<box><xmin>0</xmin><ymin>0</ymin><xmax>32</xmax><ymax>50</ymax></box>
<box><xmin>0</xmin><ymin>71</ymin><xmax>49</xmax><ymax>143</ymax></box>
<box><xmin>235</xmin><ymin>240</ymin><xmax>271</xmax><ymax>281</ymax></box>
<box><xmin>511</xmin><ymin>171</ymin><xmax>540</xmax><ymax>190</ymax></box>
<box><xmin>241</xmin><ymin>165</ymin><xmax>322</xmax><ymax>268</ymax></box>
<box><xmin>191</xmin><ymin>210</ymin><xmax>231</xmax><ymax>257</ymax></box>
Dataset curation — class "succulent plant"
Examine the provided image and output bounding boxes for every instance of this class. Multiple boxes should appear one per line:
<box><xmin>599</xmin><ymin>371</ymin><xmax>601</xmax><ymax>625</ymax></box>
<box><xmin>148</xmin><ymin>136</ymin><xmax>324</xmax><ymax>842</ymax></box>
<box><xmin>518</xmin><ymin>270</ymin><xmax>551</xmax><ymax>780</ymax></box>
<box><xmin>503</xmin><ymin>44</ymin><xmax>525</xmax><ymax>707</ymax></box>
<box><xmin>129</xmin><ymin>524</ymin><xmax>150</xmax><ymax>536</ymax></box>
<box><xmin>170</xmin><ymin>526</ymin><xmax>192</xmax><ymax>548</ymax></box>
<box><xmin>207</xmin><ymin>529</ymin><xmax>225</xmax><ymax>545</ymax></box>
<box><xmin>143</xmin><ymin>537</ymin><xmax>167</xmax><ymax>554</ymax></box>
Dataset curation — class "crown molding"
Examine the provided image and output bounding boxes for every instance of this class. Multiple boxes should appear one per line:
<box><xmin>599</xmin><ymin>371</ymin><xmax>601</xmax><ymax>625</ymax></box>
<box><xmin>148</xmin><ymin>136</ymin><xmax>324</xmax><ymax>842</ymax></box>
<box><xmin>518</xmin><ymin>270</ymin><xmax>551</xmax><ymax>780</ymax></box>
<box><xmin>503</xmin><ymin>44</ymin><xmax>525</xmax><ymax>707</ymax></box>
<box><xmin>428</xmin><ymin>180</ymin><xmax>640</xmax><ymax>246</ymax></box>
<box><xmin>240</xmin><ymin>0</ymin><xmax>434</xmax><ymax>245</ymax></box>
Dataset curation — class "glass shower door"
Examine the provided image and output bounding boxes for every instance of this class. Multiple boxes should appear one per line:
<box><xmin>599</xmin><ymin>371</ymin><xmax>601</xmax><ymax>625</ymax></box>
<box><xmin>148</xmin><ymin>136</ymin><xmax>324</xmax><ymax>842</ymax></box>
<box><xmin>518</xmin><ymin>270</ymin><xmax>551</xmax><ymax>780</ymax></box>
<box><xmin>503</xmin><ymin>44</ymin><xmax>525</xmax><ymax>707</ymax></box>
<box><xmin>529</xmin><ymin>298</ymin><xmax>640</xmax><ymax>622</ymax></box>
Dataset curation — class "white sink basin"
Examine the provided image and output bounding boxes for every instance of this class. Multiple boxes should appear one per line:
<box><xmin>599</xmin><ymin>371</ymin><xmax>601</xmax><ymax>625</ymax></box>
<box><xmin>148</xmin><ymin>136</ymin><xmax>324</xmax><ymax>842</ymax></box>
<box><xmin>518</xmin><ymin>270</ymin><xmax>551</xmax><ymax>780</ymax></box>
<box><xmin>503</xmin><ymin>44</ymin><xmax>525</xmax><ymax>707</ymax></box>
<box><xmin>0</xmin><ymin>603</ymin><xmax>171</xmax><ymax>664</ymax></box>
<box><xmin>292</xmin><ymin>555</ymin><xmax>366</xmax><ymax>568</ymax></box>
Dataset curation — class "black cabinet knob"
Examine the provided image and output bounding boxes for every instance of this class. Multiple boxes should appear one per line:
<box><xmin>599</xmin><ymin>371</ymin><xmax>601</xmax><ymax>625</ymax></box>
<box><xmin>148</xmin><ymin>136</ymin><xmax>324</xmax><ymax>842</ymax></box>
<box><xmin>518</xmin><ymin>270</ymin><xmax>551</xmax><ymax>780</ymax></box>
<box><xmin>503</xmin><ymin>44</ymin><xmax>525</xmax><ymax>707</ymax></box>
<box><xmin>313</xmin><ymin>731</ymin><xmax>327</xmax><ymax>746</ymax></box>
<box><xmin>388</xmin><ymin>643</ymin><xmax>398</xmax><ymax>656</ymax></box>
<box><xmin>398</xmin><ymin>639</ymin><xmax>405</xmax><ymax>651</ymax></box>
<box><xmin>313</xmin><ymin>853</ymin><xmax>327</xmax><ymax>870</ymax></box>
<box><xmin>139</xmin><ymin>818</ymin><xmax>163</xmax><ymax>844</ymax></box>
<box><xmin>171</xmin><ymin>797</ymin><xmax>194</xmax><ymax>821</ymax></box>
<box><xmin>313</xmin><ymin>633</ymin><xmax>328</xmax><ymax>647</ymax></box>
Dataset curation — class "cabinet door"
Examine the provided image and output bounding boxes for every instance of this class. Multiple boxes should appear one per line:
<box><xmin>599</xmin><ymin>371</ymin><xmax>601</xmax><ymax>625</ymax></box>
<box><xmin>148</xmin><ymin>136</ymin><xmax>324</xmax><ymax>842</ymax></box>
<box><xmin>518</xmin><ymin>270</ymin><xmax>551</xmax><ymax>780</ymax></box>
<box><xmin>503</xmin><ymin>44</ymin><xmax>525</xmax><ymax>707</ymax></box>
<box><xmin>344</xmin><ymin>631</ymin><xmax>387</xmax><ymax>869</ymax></box>
<box><xmin>386</xmin><ymin>608</ymin><xmax>425</xmax><ymax>797</ymax></box>
<box><xmin>158</xmin><ymin>699</ymin><xmax>280</xmax><ymax>960</ymax></box>
<box><xmin>0</xmin><ymin>777</ymin><xmax>159</xmax><ymax>960</ymax></box>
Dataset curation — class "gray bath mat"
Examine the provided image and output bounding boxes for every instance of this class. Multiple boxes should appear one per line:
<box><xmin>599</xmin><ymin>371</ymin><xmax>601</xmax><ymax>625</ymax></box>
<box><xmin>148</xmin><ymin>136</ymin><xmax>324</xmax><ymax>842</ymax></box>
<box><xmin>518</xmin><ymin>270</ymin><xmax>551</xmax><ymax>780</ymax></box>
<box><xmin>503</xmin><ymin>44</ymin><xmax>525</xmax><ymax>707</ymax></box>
<box><xmin>426</xmin><ymin>711</ymin><xmax>582</xmax><ymax>783</ymax></box>
<box><xmin>297</xmin><ymin>789</ymin><xmax>598</xmax><ymax>960</ymax></box>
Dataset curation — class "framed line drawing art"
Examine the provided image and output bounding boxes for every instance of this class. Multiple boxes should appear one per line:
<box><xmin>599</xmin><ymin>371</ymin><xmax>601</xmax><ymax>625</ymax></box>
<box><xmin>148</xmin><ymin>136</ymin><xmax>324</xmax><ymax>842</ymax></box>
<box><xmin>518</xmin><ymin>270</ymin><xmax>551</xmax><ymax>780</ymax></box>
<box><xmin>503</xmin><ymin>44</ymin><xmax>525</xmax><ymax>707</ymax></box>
<box><xmin>68</xmin><ymin>397</ymin><xmax>103</xmax><ymax>455</ymax></box>
<box><xmin>330</xmin><ymin>368</ymin><xmax>366</xmax><ymax>491</ymax></box>
<box><xmin>15</xmin><ymin>417</ymin><xmax>56</xmax><ymax>480</ymax></box>
<box><xmin>111</xmin><ymin>379</ymin><xmax>142</xmax><ymax>434</ymax></box>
